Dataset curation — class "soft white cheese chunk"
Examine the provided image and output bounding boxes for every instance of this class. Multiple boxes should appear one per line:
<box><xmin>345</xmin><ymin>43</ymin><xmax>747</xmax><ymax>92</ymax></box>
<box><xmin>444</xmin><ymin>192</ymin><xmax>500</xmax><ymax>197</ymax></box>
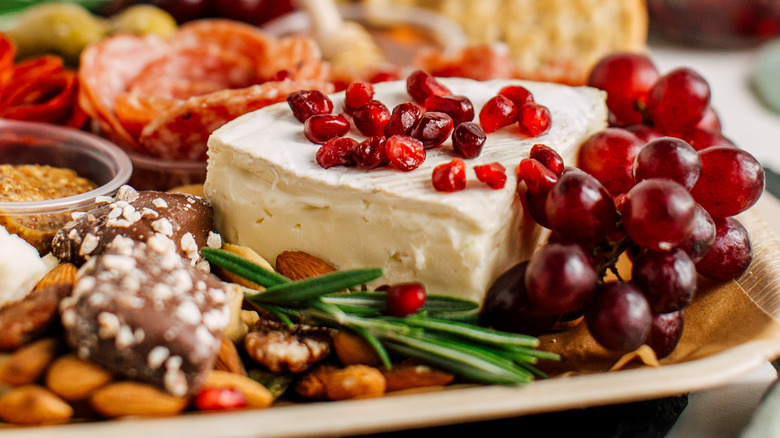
<box><xmin>205</xmin><ymin>78</ymin><xmax>607</xmax><ymax>303</ymax></box>
<box><xmin>0</xmin><ymin>225</ymin><xmax>49</xmax><ymax>307</ymax></box>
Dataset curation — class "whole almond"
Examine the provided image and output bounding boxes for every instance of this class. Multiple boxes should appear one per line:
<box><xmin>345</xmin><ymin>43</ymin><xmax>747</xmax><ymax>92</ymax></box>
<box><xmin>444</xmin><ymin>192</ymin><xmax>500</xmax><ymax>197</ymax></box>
<box><xmin>214</xmin><ymin>337</ymin><xmax>247</xmax><ymax>375</ymax></box>
<box><xmin>382</xmin><ymin>361</ymin><xmax>455</xmax><ymax>392</ymax></box>
<box><xmin>0</xmin><ymin>337</ymin><xmax>60</xmax><ymax>386</ymax></box>
<box><xmin>218</xmin><ymin>244</ymin><xmax>274</xmax><ymax>290</ymax></box>
<box><xmin>276</xmin><ymin>251</ymin><xmax>336</xmax><ymax>280</ymax></box>
<box><xmin>0</xmin><ymin>385</ymin><xmax>73</xmax><ymax>425</ymax></box>
<box><xmin>90</xmin><ymin>381</ymin><xmax>188</xmax><ymax>418</ymax></box>
<box><xmin>204</xmin><ymin>370</ymin><xmax>273</xmax><ymax>408</ymax></box>
<box><xmin>333</xmin><ymin>330</ymin><xmax>382</xmax><ymax>367</ymax></box>
<box><xmin>45</xmin><ymin>355</ymin><xmax>113</xmax><ymax>401</ymax></box>
<box><xmin>33</xmin><ymin>263</ymin><xmax>77</xmax><ymax>291</ymax></box>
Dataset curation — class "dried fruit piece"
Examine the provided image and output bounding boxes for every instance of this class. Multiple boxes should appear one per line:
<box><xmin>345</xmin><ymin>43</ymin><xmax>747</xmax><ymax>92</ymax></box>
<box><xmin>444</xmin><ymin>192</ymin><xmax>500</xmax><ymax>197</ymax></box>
<box><xmin>411</xmin><ymin>112</ymin><xmax>453</xmax><ymax>148</ymax></box>
<box><xmin>287</xmin><ymin>89</ymin><xmax>334</xmax><ymax>122</ymax></box>
<box><xmin>384</xmin><ymin>102</ymin><xmax>422</xmax><ymax>137</ymax></box>
<box><xmin>385</xmin><ymin>135</ymin><xmax>426</xmax><ymax>171</ymax></box>
<box><xmin>474</xmin><ymin>162</ymin><xmax>507</xmax><ymax>189</ymax></box>
<box><xmin>517</xmin><ymin>102</ymin><xmax>552</xmax><ymax>137</ymax></box>
<box><xmin>303</xmin><ymin>113</ymin><xmax>350</xmax><ymax>144</ymax></box>
<box><xmin>194</xmin><ymin>387</ymin><xmax>248</xmax><ymax>411</ymax></box>
<box><xmin>352</xmin><ymin>100</ymin><xmax>391</xmax><ymax>137</ymax></box>
<box><xmin>316</xmin><ymin>137</ymin><xmax>359</xmax><ymax>169</ymax></box>
<box><xmin>479</xmin><ymin>94</ymin><xmax>518</xmax><ymax>132</ymax></box>
<box><xmin>423</xmin><ymin>94</ymin><xmax>474</xmax><ymax>126</ymax></box>
<box><xmin>451</xmin><ymin>122</ymin><xmax>486</xmax><ymax>158</ymax></box>
<box><xmin>406</xmin><ymin>69</ymin><xmax>450</xmax><ymax>104</ymax></box>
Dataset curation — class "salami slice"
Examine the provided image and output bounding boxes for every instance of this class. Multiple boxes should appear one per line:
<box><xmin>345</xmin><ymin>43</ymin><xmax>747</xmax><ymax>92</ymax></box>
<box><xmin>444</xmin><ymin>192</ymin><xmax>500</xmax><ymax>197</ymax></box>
<box><xmin>128</xmin><ymin>47</ymin><xmax>258</xmax><ymax>100</ymax></box>
<box><xmin>78</xmin><ymin>34</ymin><xmax>171</xmax><ymax>150</ymax></box>
<box><xmin>169</xmin><ymin>19</ymin><xmax>272</xmax><ymax>64</ymax></box>
<box><xmin>255</xmin><ymin>36</ymin><xmax>330</xmax><ymax>82</ymax></box>
<box><xmin>139</xmin><ymin>80</ymin><xmax>334</xmax><ymax>160</ymax></box>
<box><xmin>0</xmin><ymin>71</ymin><xmax>77</xmax><ymax>124</ymax></box>
<box><xmin>114</xmin><ymin>93</ymin><xmax>178</xmax><ymax>140</ymax></box>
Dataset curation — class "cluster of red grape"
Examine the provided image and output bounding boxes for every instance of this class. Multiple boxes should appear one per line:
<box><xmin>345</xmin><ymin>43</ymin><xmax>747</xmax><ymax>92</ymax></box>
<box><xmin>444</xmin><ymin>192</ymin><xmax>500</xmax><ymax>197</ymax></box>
<box><xmin>101</xmin><ymin>0</ymin><xmax>294</xmax><ymax>25</ymax></box>
<box><xmin>482</xmin><ymin>53</ymin><xmax>766</xmax><ymax>359</ymax></box>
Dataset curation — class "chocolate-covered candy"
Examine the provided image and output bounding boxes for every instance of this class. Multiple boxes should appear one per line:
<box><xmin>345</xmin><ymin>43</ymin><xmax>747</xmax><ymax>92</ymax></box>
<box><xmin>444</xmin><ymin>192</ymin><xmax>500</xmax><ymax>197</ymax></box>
<box><xmin>60</xmin><ymin>235</ymin><xmax>231</xmax><ymax>396</ymax></box>
<box><xmin>52</xmin><ymin>186</ymin><xmax>219</xmax><ymax>267</ymax></box>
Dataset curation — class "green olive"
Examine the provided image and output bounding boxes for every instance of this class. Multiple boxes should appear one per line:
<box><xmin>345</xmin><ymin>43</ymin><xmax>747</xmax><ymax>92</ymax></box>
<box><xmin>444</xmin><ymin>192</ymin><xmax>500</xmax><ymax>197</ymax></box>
<box><xmin>109</xmin><ymin>5</ymin><xmax>177</xmax><ymax>38</ymax></box>
<box><xmin>5</xmin><ymin>2</ymin><xmax>109</xmax><ymax>65</ymax></box>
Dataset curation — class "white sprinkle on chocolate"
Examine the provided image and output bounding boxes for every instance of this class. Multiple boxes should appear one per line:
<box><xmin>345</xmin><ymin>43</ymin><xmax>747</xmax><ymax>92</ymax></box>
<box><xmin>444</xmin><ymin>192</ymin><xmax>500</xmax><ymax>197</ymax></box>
<box><xmin>79</xmin><ymin>233</ymin><xmax>100</xmax><ymax>256</ymax></box>
<box><xmin>148</xmin><ymin>346</ymin><xmax>170</xmax><ymax>369</ymax></box>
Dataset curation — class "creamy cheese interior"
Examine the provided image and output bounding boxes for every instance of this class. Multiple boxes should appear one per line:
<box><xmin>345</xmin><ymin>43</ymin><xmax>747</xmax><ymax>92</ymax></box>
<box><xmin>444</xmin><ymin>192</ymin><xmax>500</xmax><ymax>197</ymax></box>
<box><xmin>205</xmin><ymin>78</ymin><xmax>607</xmax><ymax>303</ymax></box>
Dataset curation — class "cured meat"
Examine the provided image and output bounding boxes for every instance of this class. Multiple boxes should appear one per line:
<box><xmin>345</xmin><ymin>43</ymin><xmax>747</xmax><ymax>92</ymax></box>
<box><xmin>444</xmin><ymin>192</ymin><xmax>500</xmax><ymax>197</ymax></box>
<box><xmin>0</xmin><ymin>39</ymin><xmax>86</xmax><ymax>128</ymax></box>
<box><xmin>139</xmin><ymin>80</ymin><xmax>334</xmax><ymax>160</ymax></box>
<box><xmin>78</xmin><ymin>34</ymin><xmax>171</xmax><ymax>150</ymax></box>
<box><xmin>77</xmin><ymin>19</ymin><xmax>330</xmax><ymax>160</ymax></box>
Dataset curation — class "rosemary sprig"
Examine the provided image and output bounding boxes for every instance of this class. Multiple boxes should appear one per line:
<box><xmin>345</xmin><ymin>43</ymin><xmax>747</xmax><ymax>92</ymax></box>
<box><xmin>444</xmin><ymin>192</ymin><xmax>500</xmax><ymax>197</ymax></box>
<box><xmin>204</xmin><ymin>248</ymin><xmax>559</xmax><ymax>385</ymax></box>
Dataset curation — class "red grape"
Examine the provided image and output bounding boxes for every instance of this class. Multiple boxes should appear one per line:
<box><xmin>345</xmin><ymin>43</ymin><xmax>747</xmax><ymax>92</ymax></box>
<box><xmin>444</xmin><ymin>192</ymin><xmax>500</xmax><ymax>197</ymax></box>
<box><xmin>633</xmin><ymin>136</ymin><xmax>701</xmax><ymax>190</ymax></box>
<box><xmin>587</xmin><ymin>53</ymin><xmax>660</xmax><ymax>126</ymax></box>
<box><xmin>696</xmin><ymin>217</ymin><xmax>752</xmax><ymax>281</ymax></box>
<box><xmin>675</xmin><ymin>203</ymin><xmax>716</xmax><ymax>263</ymax></box>
<box><xmin>647</xmin><ymin>310</ymin><xmax>685</xmax><ymax>359</ymax></box>
<box><xmin>213</xmin><ymin>0</ymin><xmax>295</xmax><ymax>25</ymax></box>
<box><xmin>631</xmin><ymin>249</ymin><xmax>696</xmax><ymax>313</ymax></box>
<box><xmin>480</xmin><ymin>262</ymin><xmax>560</xmax><ymax>336</ymax></box>
<box><xmin>525</xmin><ymin>242</ymin><xmax>598</xmax><ymax>315</ymax></box>
<box><xmin>690</xmin><ymin>146</ymin><xmax>765</xmax><ymax>218</ymax></box>
<box><xmin>624</xmin><ymin>124</ymin><xmax>664</xmax><ymax>144</ymax></box>
<box><xmin>623</xmin><ymin>179</ymin><xmax>696</xmax><ymax>251</ymax></box>
<box><xmin>577</xmin><ymin>128</ymin><xmax>643</xmax><ymax>196</ymax></box>
<box><xmin>585</xmin><ymin>282</ymin><xmax>652</xmax><ymax>352</ymax></box>
<box><xmin>646</xmin><ymin>68</ymin><xmax>711</xmax><ymax>133</ymax></box>
<box><xmin>545</xmin><ymin>170</ymin><xmax>617</xmax><ymax>245</ymax></box>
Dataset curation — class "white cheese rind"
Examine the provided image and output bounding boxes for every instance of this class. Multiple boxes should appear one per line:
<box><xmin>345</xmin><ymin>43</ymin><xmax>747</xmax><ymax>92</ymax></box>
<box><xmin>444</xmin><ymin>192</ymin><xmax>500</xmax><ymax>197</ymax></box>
<box><xmin>205</xmin><ymin>78</ymin><xmax>607</xmax><ymax>303</ymax></box>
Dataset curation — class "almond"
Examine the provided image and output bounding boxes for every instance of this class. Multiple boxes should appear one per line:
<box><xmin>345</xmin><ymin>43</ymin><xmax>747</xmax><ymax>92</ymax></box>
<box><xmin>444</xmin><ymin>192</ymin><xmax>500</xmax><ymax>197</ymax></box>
<box><xmin>33</xmin><ymin>262</ymin><xmax>77</xmax><ymax>291</ymax></box>
<box><xmin>45</xmin><ymin>355</ymin><xmax>113</xmax><ymax>401</ymax></box>
<box><xmin>333</xmin><ymin>330</ymin><xmax>382</xmax><ymax>367</ymax></box>
<box><xmin>0</xmin><ymin>385</ymin><xmax>73</xmax><ymax>425</ymax></box>
<box><xmin>204</xmin><ymin>370</ymin><xmax>273</xmax><ymax>408</ymax></box>
<box><xmin>90</xmin><ymin>381</ymin><xmax>189</xmax><ymax>418</ymax></box>
<box><xmin>218</xmin><ymin>243</ymin><xmax>274</xmax><ymax>290</ymax></box>
<box><xmin>214</xmin><ymin>337</ymin><xmax>247</xmax><ymax>376</ymax></box>
<box><xmin>275</xmin><ymin>250</ymin><xmax>336</xmax><ymax>280</ymax></box>
<box><xmin>325</xmin><ymin>365</ymin><xmax>386</xmax><ymax>401</ymax></box>
<box><xmin>0</xmin><ymin>337</ymin><xmax>60</xmax><ymax>386</ymax></box>
<box><xmin>382</xmin><ymin>361</ymin><xmax>455</xmax><ymax>392</ymax></box>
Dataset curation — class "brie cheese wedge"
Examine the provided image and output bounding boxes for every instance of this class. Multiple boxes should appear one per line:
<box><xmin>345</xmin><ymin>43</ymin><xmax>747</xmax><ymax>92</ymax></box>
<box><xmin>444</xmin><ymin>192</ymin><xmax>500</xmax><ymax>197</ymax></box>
<box><xmin>205</xmin><ymin>78</ymin><xmax>607</xmax><ymax>303</ymax></box>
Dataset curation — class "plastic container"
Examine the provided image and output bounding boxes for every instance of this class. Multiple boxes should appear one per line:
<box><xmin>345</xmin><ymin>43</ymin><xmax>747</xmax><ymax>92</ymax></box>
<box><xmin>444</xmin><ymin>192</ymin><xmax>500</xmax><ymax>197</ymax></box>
<box><xmin>126</xmin><ymin>151</ymin><xmax>206</xmax><ymax>191</ymax></box>
<box><xmin>0</xmin><ymin>119</ymin><xmax>132</xmax><ymax>253</ymax></box>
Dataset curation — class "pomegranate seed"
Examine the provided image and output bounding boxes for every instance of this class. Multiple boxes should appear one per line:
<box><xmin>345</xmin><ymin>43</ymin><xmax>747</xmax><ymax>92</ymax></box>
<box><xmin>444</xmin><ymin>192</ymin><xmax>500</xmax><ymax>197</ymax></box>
<box><xmin>287</xmin><ymin>90</ymin><xmax>334</xmax><ymax>122</ymax></box>
<box><xmin>385</xmin><ymin>102</ymin><xmax>422</xmax><ymax>137</ymax></box>
<box><xmin>432</xmin><ymin>158</ymin><xmax>467</xmax><ymax>192</ymax></box>
<box><xmin>424</xmin><ymin>95</ymin><xmax>475</xmax><ymax>126</ymax></box>
<box><xmin>385</xmin><ymin>135</ymin><xmax>426</xmax><ymax>171</ymax></box>
<box><xmin>353</xmin><ymin>136</ymin><xmax>389</xmax><ymax>169</ymax></box>
<box><xmin>344</xmin><ymin>81</ymin><xmax>374</xmax><ymax>110</ymax></box>
<box><xmin>369</xmin><ymin>69</ymin><xmax>401</xmax><ymax>84</ymax></box>
<box><xmin>406</xmin><ymin>70</ymin><xmax>450</xmax><ymax>104</ymax></box>
<box><xmin>529</xmin><ymin>144</ymin><xmax>564</xmax><ymax>176</ymax></box>
<box><xmin>479</xmin><ymin>95</ymin><xmax>518</xmax><ymax>133</ymax></box>
<box><xmin>498</xmin><ymin>85</ymin><xmax>534</xmax><ymax>108</ymax></box>
<box><xmin>451</xmin><ymin>122</ymin><xmax>486</xmax><ymax>158</ymax></box>
<box><xmin>517</xmin><ymin>158</ymin><xmax>558</xmax><ymax>194</ymax></box>
<box><xmin>303</xmin><ymin>114</ymin><xmax>350</xmax><ymax>144</ymax></box>
<box><xmin>385</xmin><ymin>282</ymin><xmax>427</xmax><ymax>316</ymax></box>
<box><xmin>352</xmin><ymin>100</ymin><xmax>391</xmax><ymax>137</ymax></box>
<box><xmin>474</xmin><ymin>162</ymin><xmax>507</xmax><ymax>189</ymax></box>
<box><xmin>316</xmin><ymin>137</ymin><xmax>359</xmax><ymax>168</ymax></box>
<box><xmin>194</xmin><ymin>387</ymin><xmax>248</xmax><ymax>411</ymax></box>
<box><xmin>411</xmin><ymin>112</ymin><xmax>453</xmax><ymax>148</ymax></box>
<box><xmin>517</xmin><ymin>103</ymin><xmax>551</xmax><ymax>137</ymax></box>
